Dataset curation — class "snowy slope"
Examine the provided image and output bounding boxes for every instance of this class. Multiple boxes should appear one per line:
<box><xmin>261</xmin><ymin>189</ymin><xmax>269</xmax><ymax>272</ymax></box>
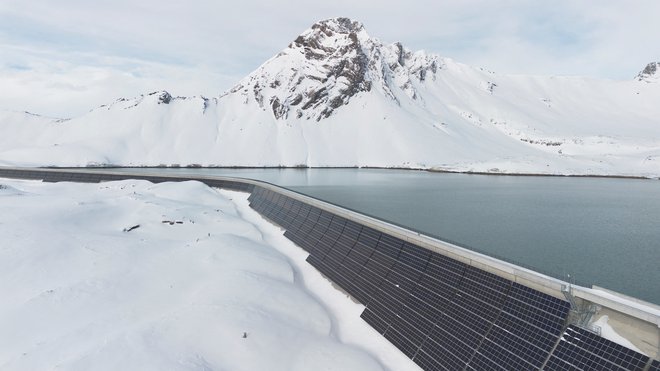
<box><xmin>0</xmin><ymin>178</ymin><xmax>420</xmax><ymax>371</ymax></box>
<box><xmin>1</xmin><ymin>18</ymin><xmax>659</xmax><ymax>177</ymax></box>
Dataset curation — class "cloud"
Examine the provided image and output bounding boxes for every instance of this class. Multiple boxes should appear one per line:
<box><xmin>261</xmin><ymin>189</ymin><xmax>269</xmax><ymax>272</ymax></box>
<box><xmin>1</xmin><ymin>0</ymin><xmax>658</xmax><ymax>116</ymax></box>
<box><xmin>0</xmin><ymin>44</ymin><xmax>237</xmax><ymax>117</ymax></box>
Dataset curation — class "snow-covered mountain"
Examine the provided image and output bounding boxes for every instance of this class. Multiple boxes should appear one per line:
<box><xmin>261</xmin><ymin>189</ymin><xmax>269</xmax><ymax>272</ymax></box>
<box><xmin>1</xmin><ymin>17</ymin><xmax>659</xmax><ymax>177</ymax></box>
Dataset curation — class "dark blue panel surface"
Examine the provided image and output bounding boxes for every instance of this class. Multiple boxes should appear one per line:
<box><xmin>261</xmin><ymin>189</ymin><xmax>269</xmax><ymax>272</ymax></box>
<box><xmin>466</xmin><ymin>352</ymin><xmax>506</xmax><ymax>371</ymax></box>
<box><xmin>384</xmin><ymin>327</ymin><xmax>419</xmax><ymax>358</ymax></box>
<box><xmin>477</xmin><ymin>339</ymin><xmax>536</xmax><ymax>371</ymax></box>
<box><xmin>509</xmin><ymin>283</ymin><xmax>571</xmax><ymax>319</ymax></box>
<box><xmin>413</xmin><ymin>347</ymin><xmax>449</xmax><ymax>371</ymax></box>
<box><xmin>360</xmin><ymin>308</ymin><xmax>388</xmax><ymax>334</ymax></box>
<box><xmin>424</xmin><ymin>324</ymin><xmax>475</xmax><ymax>366</ymax></box>
<box><xmin>547</xmin><ymin>325</ymin><xmax>650</xmax><ymax>371</ymax></box>
<box><xmin>418</xmin><ymin>338</ymin><xmax>467</xmax><ymax>371</ymax></box>
<box><xmin>501</xmin><ymin>296</ymin><xmax>566</xmax><ymax>335</ymax></box>
<box><xmin>649</xmin><ymin>359</ymin><xmax>660</xmax><ymax>371</ymax></box>
<box><xmin>485</xmin><ymin>324</ymin><xmax>550</xmax><ymax>368</ymax></box>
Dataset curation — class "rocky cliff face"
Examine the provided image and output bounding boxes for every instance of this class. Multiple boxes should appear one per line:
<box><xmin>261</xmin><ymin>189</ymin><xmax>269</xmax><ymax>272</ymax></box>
<box><xmin>226</xmin><ymin>17</ymin><xmax>443</xmax><ymax>121</ymax></box>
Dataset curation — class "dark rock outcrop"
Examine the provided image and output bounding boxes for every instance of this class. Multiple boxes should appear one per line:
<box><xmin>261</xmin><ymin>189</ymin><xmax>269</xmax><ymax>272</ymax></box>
<box><xmin>636</xmin><ymin>62</ymin><xmax>659</xmax><ymax>82</ymax></box>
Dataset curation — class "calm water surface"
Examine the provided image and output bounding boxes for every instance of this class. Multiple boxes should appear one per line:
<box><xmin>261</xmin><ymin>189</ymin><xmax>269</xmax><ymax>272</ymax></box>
<box><xmin>103</xmin><ymin>168</ymin><xmax>660</xmax><ymax>304</ymax></box>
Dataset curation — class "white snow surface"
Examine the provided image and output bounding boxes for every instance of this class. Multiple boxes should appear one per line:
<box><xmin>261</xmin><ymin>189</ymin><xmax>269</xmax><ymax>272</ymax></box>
<box><xmin>0</xmin><ymin>178</ymin><xmax>420</xmax><ymax>371</ymax></box>
<box><xmin>1</xmin><ymin>18</ymin><xmax>659</xmax><ymax>177</ymax></box>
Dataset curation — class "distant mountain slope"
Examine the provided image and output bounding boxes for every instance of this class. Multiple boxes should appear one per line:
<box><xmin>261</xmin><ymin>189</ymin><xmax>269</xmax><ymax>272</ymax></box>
<box><xmin>1</xmin><ymin>18</ymin><xmax>659</xmax><ymax>177</ymax></box>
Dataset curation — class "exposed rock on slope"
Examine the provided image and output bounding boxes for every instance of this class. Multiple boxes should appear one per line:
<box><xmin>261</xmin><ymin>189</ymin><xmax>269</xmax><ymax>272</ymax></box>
<box><xmin>637</xmin><ymin>62</ymin><xmax>660</xmax><ymax>82</ymax></box>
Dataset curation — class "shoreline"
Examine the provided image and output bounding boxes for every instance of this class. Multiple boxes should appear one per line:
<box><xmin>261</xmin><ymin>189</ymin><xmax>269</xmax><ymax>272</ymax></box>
<box><xmin>40</xmin><ymin>165</ymin><xmax>658</xmax><ymax>181</ymax></box>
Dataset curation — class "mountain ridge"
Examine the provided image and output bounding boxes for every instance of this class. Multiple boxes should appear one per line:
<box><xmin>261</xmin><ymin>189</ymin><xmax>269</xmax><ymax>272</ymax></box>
<box><xmin>1</xmin><ymin>17</ymin><xmax>659</xmax><ymax>177</ymax></box>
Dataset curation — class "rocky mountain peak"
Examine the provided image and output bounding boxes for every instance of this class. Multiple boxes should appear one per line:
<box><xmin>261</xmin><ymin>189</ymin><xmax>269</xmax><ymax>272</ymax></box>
<box><xmin>636</xmin><ymin>62</ymin><xmax>659</xmax><ymax>82</ymax></box>
<box><xmin>311</xmin><ymin>17</ymin><xmax>364</xmax><ymax>35</ymax></box>
<box><xmin>150</xmin><ymin>90</ymin><xmax>172</xmax><ymax>104</ymax></box>
<box><xmin>290</xmin><ymin>17</ymin><xmax>369</xmax><ymax>62</ymax></box>
<box><xmin>230</xmin><ymin>18</ymin><xmax>442</xmax><ymax>121</ymax></box>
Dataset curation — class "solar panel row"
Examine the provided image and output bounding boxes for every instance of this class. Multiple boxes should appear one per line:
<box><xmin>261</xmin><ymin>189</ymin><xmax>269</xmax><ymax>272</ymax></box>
<box><xmin>544</xmin><ymin>325</ymin><xmax>650</xmax><ymax>371</ymax></box>
<box><xmin>248</xmin><ymin>187</ymin><xmax>576</xmax><ymax>370</ymax></box>
<box><xmin>649</xmin><ymin>359</ymin><xmax>660</xmax><ymax>371</ymax></box>
<box><xmin>248</xmin><ymin>186</ymin><xmax>660</xmax><ymax>371</ymax></box>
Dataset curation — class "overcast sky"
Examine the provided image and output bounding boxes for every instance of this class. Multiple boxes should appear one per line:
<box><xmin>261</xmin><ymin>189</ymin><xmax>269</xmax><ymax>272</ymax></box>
<box><xmin>1</xmin><ymin>0</ymin><xmax>658</xmax><ymax>118</ymax></box>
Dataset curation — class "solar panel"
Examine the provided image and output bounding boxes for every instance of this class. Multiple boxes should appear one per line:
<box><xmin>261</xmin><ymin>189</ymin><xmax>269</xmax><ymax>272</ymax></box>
<box><xmin>450</xmin><ymin>290</ymin><xmax>502</xmax><ymax>323</ymax></box>
<box><xmin>458</xmin><ymin>275</ymin><xmax>508</xmax><ymax>309</ymax></box>
<box><xmin>435</xmin><ymin>313</ymin><xmax>484</xmax><ymax>350</ymax></box>
<box><xmin>463</xmin><ymin>266</ymin><xmax>511</xmax><ymax>294</ymax></box>
<box><xmin>299</xmin><ymin>203</ymin><xmax>312</xmax><ymax>216</ymax></box>
<box><xmin>543</xmin><ymin>355</ymin><xmax>581</xmax><ymax>371</ymax></box>
<box><xmin>399</xmin><ymin>243</ymin><xmax>431</xmax><ymax>272</ymax></box>
<box><xmin>379</xmin><ymin>275</ymin><xmax>412</xmax><ymax>304</ymax></box>
<box><xmin>390</xmin><ymin>259</ymin><xmax>424</xmax><ymax>284</ymax></box>
<box><xmin>296</xmin><ymin>234</ymin><xmax>318</xmax><ymax>253</ymax></box>
<box><xmin>509</xmin><ymin>283</ymin><xmax>571</xmax><ymax>319</ymax></box>
<box><xmin>363</xmin><ymin>256</ymin><xmax>391</xmax><ymax>279</ymax></box>
<box><xmin>332</xmin><ymin>269</ymin><xmax>362</xmax><ymax>298</ymax></box>
<box><xmin>404</xmin><ymin>288</ymin><xmax>441</xmax><ymax>322</ymax></box>
<box><xmin>370</xmin><ymin>286</ymin><xmax>404</xmax><ymax>315</ymax></box>
<box><xmin>417</xmin><ymin>272</ymin><xmax>457</xmax><ymax>300</ymax></box>
<box><xmin>349</xmin><ymin>240</ymin><xmax>372</xmax><ymax>258</ymax></box>
<box><xmin>354</xmin><ymin>261</ymin><xmax>380</xmax><ymax>284</ymax></box>
<box><xmin>384</xmin><ymin>326</ymin><xmax>419</xmax><ymax>358</ymax></box>
<box><xmin>548</xmin><ymin>340</ymin><xmax>622</xmax><ymax>371</ymax></box>
<box><xmin>465</xmin><ymin>352</ymin><xmax>505</xmax><ymax>371</ymax></box>
<box><xmin>353</xmin><ymin>276</ymin><xmax>377</xmax><ymax>305</ymax></box>
<box><xmin>369</xmin><ymin>249</ymin><xmax>397</xmax><ymax>269</ymax></box>
<box><xmin>342</xmin><ymin>220</ymin><xmax>362</xmax><ymax>239</ymax></box>
<box><xmin>476</xmin><ymin>339</ymin><xmax>536</xmax><ymax>371</ymax></box>
<box><xmin>485</xmin><ymin>324</ymin><xmax>550</xmax><ymax>368</ymax></box>
<box><xmin>411</xmin><ymin>284</ymin><xmax>450</xmax><ymax>319</ymax></box>
<box><xmin>367</xmin><ymin>299</ymin><xmax>397</xmax><ymax>325</ymax></box>
<box><xmin>396</xmin><ymin>304</ymin><xmax>435</xmax><ymax>337</ymax></box>
<box><xmin>357</xmin><ymin>233</ymin><xmax>379</xmax><ymax>249</ymax></box>
<box><xmin>341</xmin><ymin>256</ymin><xmax>363</xmax><ymax>277</ymax></box>
<box><xmin>375</xmin><ymin>238</ymin><xmax>402</xmax><ymax>259</ymax></box>
<box><xmin>360</xmin><ymin>308</ymin><xmax>389</xmax><ymax>334</ymax></box>
<box><xmin>346</xmin><ymin>281</ymin><xmax>372</xmax><ymax>304</ymax></box>
<box><xmin>443</xmin><ymin>300</ymin><xmax>492</xmax><ymax>336</ymax></box>
<box><xmin>500</xmin><ymin>296</ymin><xmax>566</xmax><ymax>335</ymax></box>
<box><xmin>428</xmin><ymin>253</ymin><xmax>467</xmax><ymax>276</ymax></box>
<box><xmin>412</xmin><ymin>348</ymin><xmax>448</xmax><ymax>371</ymax></box>
<box><xmin>546</xmin><ymin>325</ymin><xmax>650</xmax><ymax>371</ymax></box>
<box><xmin>385</xmin><ymin>266</ymin><xmax>419</xmax><ymax>293</ymax></box>
<box><xmin>306</xmin><ymin>209</ymin><xmax>321</xmax><ymax>223</ymax></box>
<box><xmin>425</xmin><ymin>323</ymin><xmax>475</xmax><ymax>365</ymax></box>
<box><xmin>649</xmin><ymin>359</ymin><xmax>660</xmax><ymax>371</ymax></box>
<box><xmin>494</xmin><ymin>311</ymin><xmax>560</xmax><ymax>351</ymax></box>
<box><xmin>328</xmin><ymin>238</ymin><xmax>351</xmax><ymax>258</ymax></box>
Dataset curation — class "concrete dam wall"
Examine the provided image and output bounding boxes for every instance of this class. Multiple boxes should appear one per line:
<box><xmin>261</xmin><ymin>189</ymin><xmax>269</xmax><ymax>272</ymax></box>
<box><xmin>1</xmin><ymin>167</ymin><xmax>658</xmax><ymax>371</ymax></box>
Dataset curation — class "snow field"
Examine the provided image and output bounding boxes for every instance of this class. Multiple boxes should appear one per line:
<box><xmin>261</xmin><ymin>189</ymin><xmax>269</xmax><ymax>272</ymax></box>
<box><xmin>1</xmin><ymin>19</ymin><xmax>658</xmax><ymax>176</ymax></box>
<box><xmin>0</xmin><ymin>178</ymin><xmax>418</xmax><ymax>370</ymax></box>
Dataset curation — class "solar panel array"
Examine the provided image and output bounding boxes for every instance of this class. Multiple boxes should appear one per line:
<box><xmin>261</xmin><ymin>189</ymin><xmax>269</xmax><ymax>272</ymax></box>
<box><xmin>2</xmin><ymin>168</ymin><xmax>658</xmax><ymax>371</ymax></box>
<box><xmin>248</xmin><ymin>186</ymin><xmax>658</xmax><ymax>371</ymax></box>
